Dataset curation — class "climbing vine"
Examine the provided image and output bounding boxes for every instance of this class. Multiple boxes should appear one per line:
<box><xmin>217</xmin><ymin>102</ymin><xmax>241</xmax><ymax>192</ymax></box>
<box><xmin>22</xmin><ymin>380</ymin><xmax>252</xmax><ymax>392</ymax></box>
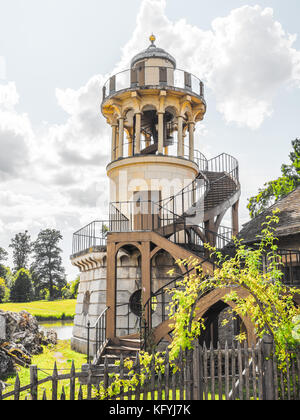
<box><xmin>97</xmin><ymin>210</ymin><xmax>300</xmax><ymax>399</ymax></box>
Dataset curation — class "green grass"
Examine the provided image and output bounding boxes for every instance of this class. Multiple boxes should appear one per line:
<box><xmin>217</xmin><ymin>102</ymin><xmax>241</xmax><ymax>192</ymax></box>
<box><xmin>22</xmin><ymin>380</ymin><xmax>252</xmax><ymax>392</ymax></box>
<box><xmin>3</xmin><ymin>340</ymin><xmax>88</xmax><ymax>400</ymax></box>
<box><xmin>0</xmin><ymin>299</ymin><xmax>76</xmax><ymax>320</ymax></box>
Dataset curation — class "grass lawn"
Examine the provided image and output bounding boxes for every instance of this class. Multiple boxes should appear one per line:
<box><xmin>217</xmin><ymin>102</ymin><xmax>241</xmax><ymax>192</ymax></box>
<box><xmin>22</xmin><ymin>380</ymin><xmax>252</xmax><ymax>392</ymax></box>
<box><xmin>0</xmin><ymin>299</ymin><xmax>76</xmax><ymax>320</ymax></box>
<box><xmin>3</xmin><ymin>340</ymin><xmax>88</xmax><ymax>400</ymax></box>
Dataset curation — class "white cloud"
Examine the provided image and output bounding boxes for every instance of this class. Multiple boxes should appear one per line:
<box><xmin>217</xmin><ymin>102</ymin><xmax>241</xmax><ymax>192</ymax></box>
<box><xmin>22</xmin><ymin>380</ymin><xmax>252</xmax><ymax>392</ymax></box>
<box><xmin>120</xmin><ymin>1</ymin><xmax>300</xmax><ymax>129</ymax></box>
<box><xmin>0</xmin><ymin>0</ymin><xmax>300</xmax><ymax>278</ymax></box>
<box><xmin>0</xmin><ymin>83</ymin><xmax>33</xmax><ymax>180</ymax></box>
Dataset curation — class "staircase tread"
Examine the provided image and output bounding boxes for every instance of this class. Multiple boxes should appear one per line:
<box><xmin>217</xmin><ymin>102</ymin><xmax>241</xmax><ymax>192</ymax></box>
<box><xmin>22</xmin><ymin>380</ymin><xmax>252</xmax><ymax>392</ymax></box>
<box><xmin>106</xmin><ymin>345</ymin><xmax>139</xmax><ymax>351</ymax></box>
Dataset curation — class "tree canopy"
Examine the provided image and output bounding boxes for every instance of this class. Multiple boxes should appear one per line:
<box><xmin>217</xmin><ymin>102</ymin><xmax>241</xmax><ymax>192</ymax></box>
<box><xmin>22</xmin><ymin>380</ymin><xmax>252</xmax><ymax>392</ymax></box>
<box><xmin>9</xmin><ymin>231</ymin><xmax>32</xmax><ymax>272</ymax></box>
<box><xmin>10</xmin><ymin>268</ymin><xmax>34</xmax><ymax>303</ymax></box>
<box><xmin>248</xmin><ymin>138</ymin><xmax>300</xmax><ymax>218</ymax></box>
<box><xmin>31</xmin><ymin>229</ymin><xmax>66</xmax><ymax>300</ymax></box>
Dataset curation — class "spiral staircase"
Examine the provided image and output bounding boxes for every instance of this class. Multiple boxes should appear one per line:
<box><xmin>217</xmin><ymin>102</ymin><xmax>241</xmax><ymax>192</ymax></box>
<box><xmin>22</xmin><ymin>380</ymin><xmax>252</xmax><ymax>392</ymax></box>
<box><xmin>86</xmin><ymin>151</ymin><xmax>240</xmax><ymax>365</ymax></box>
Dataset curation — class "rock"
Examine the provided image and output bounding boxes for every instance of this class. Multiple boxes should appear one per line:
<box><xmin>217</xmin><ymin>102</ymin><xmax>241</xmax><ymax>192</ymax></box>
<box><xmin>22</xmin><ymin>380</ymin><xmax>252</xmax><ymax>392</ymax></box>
<box><xmin>0</xmin><ymin>309</ymin><xmax>58</xmax><ymax>377</ymax></box>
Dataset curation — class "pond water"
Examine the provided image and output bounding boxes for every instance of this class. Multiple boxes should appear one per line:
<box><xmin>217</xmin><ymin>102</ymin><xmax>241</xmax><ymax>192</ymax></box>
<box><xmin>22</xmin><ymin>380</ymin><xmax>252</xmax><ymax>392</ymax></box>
<box><xmin>39</xmin><ymin>320</ymin><xmax>74</xmax><ymax>340</ymax></box>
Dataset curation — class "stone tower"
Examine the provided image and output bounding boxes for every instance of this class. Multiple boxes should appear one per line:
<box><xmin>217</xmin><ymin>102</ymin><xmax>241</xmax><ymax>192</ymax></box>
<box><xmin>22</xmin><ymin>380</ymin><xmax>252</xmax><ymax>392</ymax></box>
<box><xmin>71</xmin><ymin>36</ymin><xmax>241</xmax><ymax>356</ymax></box>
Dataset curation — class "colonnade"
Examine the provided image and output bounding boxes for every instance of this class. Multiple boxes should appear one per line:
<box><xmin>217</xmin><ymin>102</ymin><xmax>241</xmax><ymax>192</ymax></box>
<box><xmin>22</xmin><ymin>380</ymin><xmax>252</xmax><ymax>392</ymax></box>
<box><xmin>111</xmin><ymin>111</ymin><xmax>196</xmax><ymax>162</ymax></box>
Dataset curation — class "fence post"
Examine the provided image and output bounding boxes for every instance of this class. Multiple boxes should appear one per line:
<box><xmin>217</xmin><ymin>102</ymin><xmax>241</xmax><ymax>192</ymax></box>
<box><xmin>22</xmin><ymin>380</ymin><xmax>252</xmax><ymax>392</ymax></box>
<box><xmin>262</xmin><ymin>334</ymin><xmax>275</xmax><ymax>400</ymax></box>
<box><xmin>30</xmin><ymin>365</ymin><xmax>38</xmax><ymax>401</ymax></box>
<box><xmin>87</xmin><ymin>320</ymin><xmax>90</xmax><ymax>364</ymax></box>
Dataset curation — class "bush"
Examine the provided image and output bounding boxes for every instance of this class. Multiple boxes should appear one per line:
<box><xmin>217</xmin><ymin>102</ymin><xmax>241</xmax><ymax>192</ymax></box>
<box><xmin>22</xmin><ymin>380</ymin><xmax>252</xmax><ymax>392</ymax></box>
<box><xmin>10</xmin><ymin>269</ymin><xmax>34</xmax><ymax>303</ymax></box>
<box><xmin>0</xmin><ymin>277</ymin><xmax>9</xmax><ymax>303</ymax></box>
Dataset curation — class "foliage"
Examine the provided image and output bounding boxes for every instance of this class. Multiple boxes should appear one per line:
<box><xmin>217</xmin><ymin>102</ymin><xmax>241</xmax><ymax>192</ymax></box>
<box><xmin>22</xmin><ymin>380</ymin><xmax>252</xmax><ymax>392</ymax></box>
<box><xmin>92</xmin><ymin>211</ymin><xmax>300</xmax><ymax>400</ymax></box>
<box><xmin>0</xmin><ymin>277</ymin><xmax>10</xmax><ymax>303</ymax></box>
<box><xmin>202</xmin><ymin>210</ymin><xmax>300</xmax><ymax>365</ymax></box>
<box><xmin>166</xmin><ymin>256</ymin><xmax>206</xmax><ymax>361</ymax></box>
<box><xmin>31</xmin><ymin>229</ymin><xmax>66</xmax><ymax>300</ymax></box>
<box><xmin>248</xmin><ymin>139</ymin><xmax>300</xmax><ymax>218</ymax></box>
<box><xmin>70</xmin><ymin>276</ymin><xmax>80</xmax><ymax>299</ymax></box>
<box><xmin>292</xmin><ymin>315</ymin><xmax>300</xmax><ymax>341</ymax></box>
<box><xmin>9</xmin><ymin>231</ymin><xmax>32</xmax><ymax>272</ymax></box>
<box><xmin>0</xmin><ymin>246</ymin><xmax>8</xmax><ymax>264</ymax></box>
<box><xmin>4</xmin><ymin>340</ymin><xmax>87</xmax><ymax>400</ymax></box>
<box><xmin>10</xmin><ymin>268</ymin><xmax>34</xmax><ymax>303</ymax></box>
<box><xmin>61</xmin><ymin>276</ymin><xmax>80</xmax><ymax>300</ymax></box>
<box><xmin>0</xmin><ymin>246</ymin><xmax>8</xmax><ymax>280</ymax></box>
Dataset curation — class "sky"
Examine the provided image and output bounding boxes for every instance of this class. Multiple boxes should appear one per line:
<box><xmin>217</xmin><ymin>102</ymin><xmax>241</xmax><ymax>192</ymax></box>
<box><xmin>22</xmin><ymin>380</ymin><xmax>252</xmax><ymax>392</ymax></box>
<box><xmin>0</xmin><ymin>0</ymin><xmax>299</xmax><ymax>280</ymax></box>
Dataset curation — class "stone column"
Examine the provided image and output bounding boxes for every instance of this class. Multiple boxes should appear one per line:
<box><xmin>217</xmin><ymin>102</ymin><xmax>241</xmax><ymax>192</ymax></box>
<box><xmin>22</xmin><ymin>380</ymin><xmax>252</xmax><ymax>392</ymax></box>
<box><xmin>111</xmin><ymin>123</ymin><xmax>117</xmax><ymax>161</ymax></box>
<box><xmin>157</xmin><ymin>111</ymin><xmax>164</xmax><ymax>155</ymax></box>
<box><xmin>118</xmin><ymin>117</ymin><xmax>125</xmax><ymax>158</ymax></box>
<box><xmin>128</xmin><ymin>135</ymin><xmax>133</xmax><ymax>157</ymax></box>
<box><xmin>188</xmin><ymin>121</ymin><xmax>195</xmax><ymax>161</ymax></box>
<box><xmin>177</xmin><ymin>115</ymin><xmax>184</xmax><ymax>157</ymax></box>
<box><xmin>135</xmin><ymin>112</ymin><xmax>142</xmax><ymax>154</ymax></box>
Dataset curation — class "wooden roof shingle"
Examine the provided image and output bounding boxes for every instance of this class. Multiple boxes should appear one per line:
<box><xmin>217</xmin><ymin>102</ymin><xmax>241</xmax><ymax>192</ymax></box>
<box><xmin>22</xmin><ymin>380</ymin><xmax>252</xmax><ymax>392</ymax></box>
<box><xmin>238</xmin><ymin>187</ymin><xmax>300</xmax><ymax>244</ymax></box>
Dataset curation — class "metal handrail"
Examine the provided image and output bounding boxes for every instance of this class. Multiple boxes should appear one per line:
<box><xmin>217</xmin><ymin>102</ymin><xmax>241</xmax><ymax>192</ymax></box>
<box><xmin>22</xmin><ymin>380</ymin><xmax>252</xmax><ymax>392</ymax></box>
<box><xmin>111</xmin><ymin>138</ymin><xmax>208</xmax><ymax>171</ymax></box>
<box><xmin>72</xmin><ymin>220</ymin><xmax>110</xmax><ymax>255</ymax></box>
<box><xmin>87</xmin><ymin>306</ymin><xmax>109</xmax><ymax>363</ymax></box>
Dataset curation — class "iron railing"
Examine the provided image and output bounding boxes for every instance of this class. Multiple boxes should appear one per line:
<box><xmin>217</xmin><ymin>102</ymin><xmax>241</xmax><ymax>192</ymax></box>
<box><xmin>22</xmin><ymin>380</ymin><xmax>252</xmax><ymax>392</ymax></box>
<box><xmin>158</xmin><ymin>152</ymin><xmax>239</xmax><ymax>221</ymax></box>
<box><xmin>111</xmin><ymin>138</ymin><xmax>208</xmax><ymax>170</ymax></box>
<box><xmin>102</xmin><ymin>66</ymin><xmax>204</xmax><ymax>101</ymax></box>
<box><xmin>87</xmin><ymin>307</ymin><xmax>109</xmax><ymax>363</ymax></box>
<box><xmin>72</xmin><ymin>220</ymin><xmax>110</xmax><ymax>255</ymax></box>
<box><xmin>263</xmin><ymin>249</ymin><xmax>300</xmax><ymax>286</ymax></box>
<box><xmin>109</xmin><ymin>200</ymin><xmax>189</xmax><ymax>245</ymax></box>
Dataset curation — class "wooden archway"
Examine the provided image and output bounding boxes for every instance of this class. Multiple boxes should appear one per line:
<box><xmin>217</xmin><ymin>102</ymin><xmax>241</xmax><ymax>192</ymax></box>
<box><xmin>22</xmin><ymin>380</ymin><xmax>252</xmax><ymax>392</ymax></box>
<box><xmin>152</xmin><ymin>286</ymin><xmax>257</xmax><ymax>346</ymax></box>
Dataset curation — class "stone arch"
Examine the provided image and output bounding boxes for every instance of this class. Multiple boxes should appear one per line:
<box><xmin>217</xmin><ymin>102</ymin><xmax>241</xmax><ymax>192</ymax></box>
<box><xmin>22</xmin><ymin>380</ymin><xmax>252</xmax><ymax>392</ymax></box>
<box><xmin>165</xmin><ymin>105</ymin><xmax>178</xmax><ymax>120</ymax></box>
<box><xmin>141</xmin><ymin>103</ymin><xmax>158</xmax><ymax>113</ymax></box>
<box><xmin>194</xmin><ymin>108</ymin><xmax>205</xmax><ymax>123</ymax></box>
<box><xmin>111</xmin><ymin>104</ymin><xmax>122</xmax><ymax>119</ymax></box>
<box><xmin>152</xmin><ymin>287</ymin><xmax>256</xmax><ymax>346</ymax></box>
<box><xmin>180</xmin><ymin>102</ymin><xmax>193</xmax><ymax>120</ymax></box>
<box><xmin>123</xmin><ymin>107</ymin><xmax>135</xmax><ymax>126</ymax></box>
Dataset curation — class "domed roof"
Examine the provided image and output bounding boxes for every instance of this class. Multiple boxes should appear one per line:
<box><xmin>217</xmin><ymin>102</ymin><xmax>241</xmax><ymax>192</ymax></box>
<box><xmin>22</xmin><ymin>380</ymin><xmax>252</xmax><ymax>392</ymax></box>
<box><xmin>131</xmin><ymin>35</ymin><xmax>176</xmax><ymax>68</ymax></box>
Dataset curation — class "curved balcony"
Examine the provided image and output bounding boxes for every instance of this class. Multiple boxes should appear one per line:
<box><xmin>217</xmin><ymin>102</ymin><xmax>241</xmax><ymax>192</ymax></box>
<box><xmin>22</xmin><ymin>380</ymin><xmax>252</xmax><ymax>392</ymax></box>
<box><xmin>102</xmin><ymin>66</ymin><xmax>205</xmax><ymax>102</ymax></box>
<box><xmin>111</xmin><ymin>138</ymin><xmax>208</xmax><ymax>172</ymax></box>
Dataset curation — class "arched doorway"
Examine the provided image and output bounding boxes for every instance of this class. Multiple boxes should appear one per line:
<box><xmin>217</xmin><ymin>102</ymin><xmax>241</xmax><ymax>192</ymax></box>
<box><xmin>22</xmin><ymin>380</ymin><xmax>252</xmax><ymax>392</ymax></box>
<box><xmin>199</xmin><ymin>301</ymin><xmax>244</xmax><ymax>348</ymax></box>
<box><xmin>115</xmin><ymin>245</ymin><xmax>142</xmax><ymax>337</ymax></box>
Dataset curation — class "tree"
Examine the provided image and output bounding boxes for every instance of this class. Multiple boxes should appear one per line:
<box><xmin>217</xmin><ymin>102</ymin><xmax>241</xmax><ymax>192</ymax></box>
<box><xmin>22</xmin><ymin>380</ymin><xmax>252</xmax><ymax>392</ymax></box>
<box><xmin>9</xmin><ymin>231</ymin><xmax>32</xmax><ymax>272</ymax></box>
<box><xmin>10</xmin><ymin>268</ymin><xmax>34</xmax><ymax>303</ymax></box>
<box><xmin>248</xmin><ymin>138</ymin><xmax>300</xmax><ymax>218</ymax></box>
<box><xmin>61</xmin><ymin>276</ymin><xmax>80</xmax><ymax>300</ymax></box>
<box><xmin>31</xmin><ymin>229</ymin><xmax>66</xmax><ymax>300</ymax></box>
<box><xmin>0</xmin><ymin>246</ymin><xmax>8</xmax><ymax>279</ymax></box>
<box><xmin>0</xmin><ymin>277</ymin><xmax>9</xmax><ymax>303</ymax></box>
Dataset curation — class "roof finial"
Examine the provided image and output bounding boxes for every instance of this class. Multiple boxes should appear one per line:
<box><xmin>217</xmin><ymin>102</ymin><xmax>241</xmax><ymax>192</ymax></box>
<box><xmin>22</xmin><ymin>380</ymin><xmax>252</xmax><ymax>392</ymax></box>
<box><xmin>149</xmin><ymin>34</ymin><xmax>156</xmax><ymax>46</ymax></box>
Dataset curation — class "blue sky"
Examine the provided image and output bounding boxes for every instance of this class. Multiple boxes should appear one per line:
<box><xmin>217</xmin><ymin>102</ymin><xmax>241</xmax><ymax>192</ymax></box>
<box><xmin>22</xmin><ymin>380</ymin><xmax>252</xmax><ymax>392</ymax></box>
<box><xmin>0</xmin><ymin>0</ymin><xmax>299</xmax><ymax>278</ymax></box>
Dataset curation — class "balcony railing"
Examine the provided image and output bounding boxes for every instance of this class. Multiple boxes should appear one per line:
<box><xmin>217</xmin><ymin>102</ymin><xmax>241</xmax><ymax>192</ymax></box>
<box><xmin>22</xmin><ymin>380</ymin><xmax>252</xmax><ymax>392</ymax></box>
<box><xmin>72</xmin><ymin>220</ymin><xmax>109</xmax><ymax>256</ymax></box>
<box><xmin>112</xmin><ymin>138</ymin><xmax>208</xmax><ymax>171</ymax></box>
<box><xmin>102</xmin><ymin>66</ymin><xmax>204</xmax><ymax>101</ymax></box>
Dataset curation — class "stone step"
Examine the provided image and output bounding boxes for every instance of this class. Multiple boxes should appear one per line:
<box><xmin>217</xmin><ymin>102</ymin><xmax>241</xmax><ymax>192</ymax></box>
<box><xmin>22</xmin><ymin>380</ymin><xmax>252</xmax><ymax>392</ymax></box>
<box><xmin>118</xmin><ymin>337</ymin><xmax>141</xmax><ymax>349</ymax></box>
<box><xmin>105</xmin><ymin>345</ymin><xmax>139</xmax><ymax>355</ymax></box>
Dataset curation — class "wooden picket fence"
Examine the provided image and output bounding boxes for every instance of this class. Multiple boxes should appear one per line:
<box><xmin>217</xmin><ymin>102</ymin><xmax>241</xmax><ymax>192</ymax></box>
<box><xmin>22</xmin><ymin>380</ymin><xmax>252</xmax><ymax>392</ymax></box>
<box><xmin>0</xmin><ymin>336</ymin><xmax>299</xmax><ymax>401</ymax></box>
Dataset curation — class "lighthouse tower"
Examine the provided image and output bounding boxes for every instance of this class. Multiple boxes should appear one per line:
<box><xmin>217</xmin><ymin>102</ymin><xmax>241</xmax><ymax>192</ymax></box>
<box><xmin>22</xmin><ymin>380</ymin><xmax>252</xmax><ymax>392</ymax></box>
<box><xmin>71</xmin><ymin>36</ymin><xmax>241</xmax><ymax>357</ymax></box>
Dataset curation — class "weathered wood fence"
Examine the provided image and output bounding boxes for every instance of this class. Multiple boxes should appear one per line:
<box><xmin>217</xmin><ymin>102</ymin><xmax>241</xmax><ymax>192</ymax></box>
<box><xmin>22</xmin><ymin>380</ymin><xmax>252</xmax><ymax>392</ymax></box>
<box><xmin>1</xmin><ymin>336</ymin><xmax>299</xmax><ymax>401</ymax></box>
